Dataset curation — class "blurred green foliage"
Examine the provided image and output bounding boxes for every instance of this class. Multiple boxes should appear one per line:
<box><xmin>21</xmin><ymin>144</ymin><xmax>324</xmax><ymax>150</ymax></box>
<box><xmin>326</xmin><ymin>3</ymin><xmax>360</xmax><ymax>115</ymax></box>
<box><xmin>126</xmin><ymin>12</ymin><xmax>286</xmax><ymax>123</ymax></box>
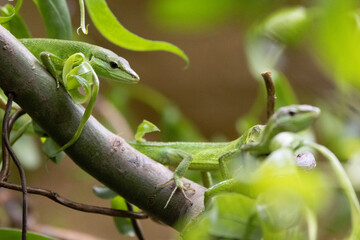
<box><xmin>147</xmin><ymin>0</ymin><xmax>360</xmax><ymax>239</ymax></box>
<box><xmin>0</xmin><ymin>228</ymin><xmax>56</xmax><ymax>240</ymax></box>
<box><xmin>85</xmin><ymin>0</ymin><xmax>189</xmax><ymax>64</ymax></box>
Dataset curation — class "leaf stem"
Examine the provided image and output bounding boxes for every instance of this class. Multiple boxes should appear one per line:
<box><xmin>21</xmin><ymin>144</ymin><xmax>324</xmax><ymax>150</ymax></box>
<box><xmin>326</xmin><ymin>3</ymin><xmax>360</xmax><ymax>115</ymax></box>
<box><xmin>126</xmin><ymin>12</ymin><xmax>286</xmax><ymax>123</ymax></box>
<box><xmin>305</xmin><ymin>142</ymin><xmax>360</xmax><ymax>237</ymax></box>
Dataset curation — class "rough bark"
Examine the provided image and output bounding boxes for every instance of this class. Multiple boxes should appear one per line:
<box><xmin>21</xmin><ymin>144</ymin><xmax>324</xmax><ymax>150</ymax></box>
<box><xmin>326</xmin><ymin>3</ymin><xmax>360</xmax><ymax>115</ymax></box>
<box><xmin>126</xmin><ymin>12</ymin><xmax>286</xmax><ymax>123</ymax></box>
<box><xmin>0</xmin><ymin>26</ymin><xmax>205</xmax><ymax>230</ymax></box>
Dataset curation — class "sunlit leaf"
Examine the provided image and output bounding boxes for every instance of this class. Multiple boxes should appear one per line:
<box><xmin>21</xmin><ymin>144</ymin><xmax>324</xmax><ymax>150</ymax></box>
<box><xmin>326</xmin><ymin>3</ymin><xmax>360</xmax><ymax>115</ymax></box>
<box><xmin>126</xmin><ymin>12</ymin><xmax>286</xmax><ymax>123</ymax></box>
<box><xmin>134</xmin><ymin>120</ymin><xmax>160</xmax><ymax>141</ymax></box>
<box><xmin>62</xmin><ymin>53</ymin><xmax>93</xmax><ymax>104</ymax></box>
<box><xmin>313</xmin><ymin>0</ymin><xmax>360</xmax><ymax>89</ymax></box>
<box><xmin>84</xmin><ymin>0</ymin><xmax>189</xmax><ymax>64</ymax></box>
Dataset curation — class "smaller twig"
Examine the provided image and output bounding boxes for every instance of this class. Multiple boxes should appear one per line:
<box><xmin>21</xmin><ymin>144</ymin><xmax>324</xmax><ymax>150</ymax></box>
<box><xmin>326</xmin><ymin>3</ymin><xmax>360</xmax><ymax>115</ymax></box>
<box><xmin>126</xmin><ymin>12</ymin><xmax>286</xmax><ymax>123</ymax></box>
<box><xmin>0</xmin><ymin>141</ymin><xmax>9</xmax><ymax>182</ymax></box>
<box><xmin>0</xmin><ymin>109</ymin><xmax>26</xmax><ymax>182</ymax></box>
<box><xmin>9</xmin><ymin>109</ymin><xmax>26</xmax><ymax>129</ymax></box>
<box><xmin>261</xmin><ymin>72</ymin><xmax>276</xmax><ymax>120</ymax></box>
<box><xmin>2</xmin><ymin>93</ymin><xmax>28</xmax><ymax>240</ymax></box>
<box><xmin>126</xmin><ymin>201</ymin><xmax>145</xmax><ymax>240</ymax></box>
<box><xmin>0</xmin><ymin>181</ymin><xmax>148</xmax><ymax>219</ymax></box>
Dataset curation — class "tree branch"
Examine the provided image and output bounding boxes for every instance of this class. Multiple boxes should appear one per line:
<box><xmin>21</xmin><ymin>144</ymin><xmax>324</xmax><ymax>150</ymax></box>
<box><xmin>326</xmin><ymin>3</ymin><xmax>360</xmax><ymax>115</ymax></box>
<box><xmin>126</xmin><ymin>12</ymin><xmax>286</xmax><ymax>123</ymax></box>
<box><xmin>0</xmin><ymin>26</ymin><xmax>205</xmax><ymax>230</ymax></box>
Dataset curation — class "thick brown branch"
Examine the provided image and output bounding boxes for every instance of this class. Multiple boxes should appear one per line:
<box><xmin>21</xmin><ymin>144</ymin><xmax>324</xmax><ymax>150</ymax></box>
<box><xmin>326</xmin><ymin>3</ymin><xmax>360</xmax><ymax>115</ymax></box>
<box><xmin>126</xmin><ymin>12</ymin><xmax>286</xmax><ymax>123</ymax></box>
<box><xmin>0</xmin><ymin>25</ymin><xmax>205</xmax><ymax>230</ymax></box>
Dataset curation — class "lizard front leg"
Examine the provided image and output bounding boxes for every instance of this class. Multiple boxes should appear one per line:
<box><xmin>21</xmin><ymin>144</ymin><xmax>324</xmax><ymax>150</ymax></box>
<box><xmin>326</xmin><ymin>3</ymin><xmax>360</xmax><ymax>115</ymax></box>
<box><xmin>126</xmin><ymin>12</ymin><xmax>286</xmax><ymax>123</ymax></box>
<box><xmin>157</xmin><ymin>149</ymin><xmax>195</xmax><ymax>208</ymax></box>
<box><xmin>218</xmin><ymin>149</ymin><xmax>241</xmax><ymax>180</ymax></box>
<box><xmin>39</xmin><ymin>52</ymin><xmax>65</xmax><ymax>88</ymax></box>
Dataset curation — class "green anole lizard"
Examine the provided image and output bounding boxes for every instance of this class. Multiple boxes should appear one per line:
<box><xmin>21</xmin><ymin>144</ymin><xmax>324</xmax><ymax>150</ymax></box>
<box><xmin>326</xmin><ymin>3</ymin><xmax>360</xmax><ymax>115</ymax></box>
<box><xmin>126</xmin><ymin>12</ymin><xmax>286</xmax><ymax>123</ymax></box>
<box><xmin>129</xmin><ymin>105</ymin><xmax>320</xmax><ymax>207</ymax></box>
<box><xmin>204</xmin><ymin>131</ymin><xmax>317</xmax><ymax>205</ymax></box>
<box><xmin>19</xmin><ymin>38</ymin><xmax>140</xmax><ymax>154</ymax></box>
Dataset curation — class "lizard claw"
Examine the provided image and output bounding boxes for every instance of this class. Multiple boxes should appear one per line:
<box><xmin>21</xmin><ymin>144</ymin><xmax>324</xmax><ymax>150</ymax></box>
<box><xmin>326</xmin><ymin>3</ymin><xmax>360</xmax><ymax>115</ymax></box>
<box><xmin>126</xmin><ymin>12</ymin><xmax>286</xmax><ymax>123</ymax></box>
<box><xmin>157</xmin><ymin>178</ymin><xmax>194</xmax><ymax>208</ymax></box>
<box><xmin>183</xmin><ymin>183</ymin><xmax>195</xmax><ymax>193</ymax></box>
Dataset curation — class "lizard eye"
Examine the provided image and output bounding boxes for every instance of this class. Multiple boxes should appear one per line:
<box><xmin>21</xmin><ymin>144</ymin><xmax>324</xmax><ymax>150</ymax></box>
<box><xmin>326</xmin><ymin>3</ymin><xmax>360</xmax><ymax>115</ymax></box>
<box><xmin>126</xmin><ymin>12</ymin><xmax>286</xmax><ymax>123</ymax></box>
<box><xmin>109</xmin><ymin>61</ymin><xmax>118</xmax><ymax>69</ymax></box>
<box><xmin>288</xmin><ymin>110</ymin><xmax>296</xmax><ymax>116</ymax></box>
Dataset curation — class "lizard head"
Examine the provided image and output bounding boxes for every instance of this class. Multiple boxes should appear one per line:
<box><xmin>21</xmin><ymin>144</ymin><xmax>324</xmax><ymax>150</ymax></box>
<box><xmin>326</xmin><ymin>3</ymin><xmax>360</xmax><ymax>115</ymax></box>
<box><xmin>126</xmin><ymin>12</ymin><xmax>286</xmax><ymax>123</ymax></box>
<box><xmin>271</xmin><ymin>104</ymin><xmax>320</xmax><ymax>133</ymax></box>
<box><xmin>89</xmin><ymin>47</ymin><xmax>140</xmax><ymax>84</ymax></box>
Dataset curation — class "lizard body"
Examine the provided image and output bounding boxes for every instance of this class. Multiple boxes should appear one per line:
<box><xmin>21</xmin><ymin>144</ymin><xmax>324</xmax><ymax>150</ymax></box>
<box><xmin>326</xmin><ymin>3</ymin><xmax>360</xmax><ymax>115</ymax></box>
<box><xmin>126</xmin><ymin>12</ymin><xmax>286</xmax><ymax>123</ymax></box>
<box><xmin>129</xmin><ymin>105</ymin><xmax>320</xmax><ymax>207</ymax></box>
<box><xmin>20</xmin><ymin>38</ymin><xmax>139</xmax><ymax>83</ymax></box>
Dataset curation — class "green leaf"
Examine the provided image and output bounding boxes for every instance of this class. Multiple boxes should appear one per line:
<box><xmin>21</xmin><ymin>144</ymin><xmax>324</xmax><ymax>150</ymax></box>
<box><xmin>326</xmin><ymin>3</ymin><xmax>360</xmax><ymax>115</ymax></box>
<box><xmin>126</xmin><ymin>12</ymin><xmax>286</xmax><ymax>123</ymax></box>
<box><xmin>84</xmin><ymin>0</ymin><xmax>189</xmax><ymax>64</ymax></box>
<box><xmin>42</xmin><ymin>138</ymin><xmax>64</xmax><ymax>164</ymax></box>
<box><xmin>0</xmin><ymin>228</ymin><xmax>57</xmax><ymax>240</ymax></box>
<box><xmin>33</xmin><ymin>0</ymin><xmax>72</xmax><ymax>40</ymax></box>
<box><xmin>0</xmin><ymin>4</ymin><xmax>31</xmax><ymax>38</ymax></box>
<box><xmin>0</xmin><ymin>0</ymin><xmax>22</xmax><ymax>24</ymax></box>
<box><xmin>134</xmin><ymin>120</ymin><xmax>160</xmax><ymax>141</ymax></box>
<box><xmin>93</xmin><ymin>185</ymin><xmax>117</xmax><ymax>199</ymax></box>
<box><xmin>62</xmin><ymin>53</ymin><xmax>93</xmax><ymax>104</ymax></box>
<box><xmin>111</xmin><ymin>196</ymin><xmax>135</xmax><ymax>237</ymax></box>
<box><xmin>263</xmin><ymin>6</ymin><xmax>309</xmax><ymax>45</ymax></box>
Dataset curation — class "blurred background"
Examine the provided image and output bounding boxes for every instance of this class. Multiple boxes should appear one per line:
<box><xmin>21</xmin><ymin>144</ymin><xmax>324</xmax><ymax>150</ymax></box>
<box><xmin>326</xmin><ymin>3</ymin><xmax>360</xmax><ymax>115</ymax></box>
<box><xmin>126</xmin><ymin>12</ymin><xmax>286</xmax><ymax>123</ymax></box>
<box><xmin>1</xmin><ymin>0</ymin><xmax>360</xmax><ymax>239</ymax></box>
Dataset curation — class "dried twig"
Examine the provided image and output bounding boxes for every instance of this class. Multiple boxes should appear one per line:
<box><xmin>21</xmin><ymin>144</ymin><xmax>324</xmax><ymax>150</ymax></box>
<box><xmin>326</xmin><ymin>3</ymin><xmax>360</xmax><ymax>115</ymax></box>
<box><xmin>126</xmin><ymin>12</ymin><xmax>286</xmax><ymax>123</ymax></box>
<box><xmin>126</xmin><ymin>201</ymin><xmax>145</xmax><ymax>240</ymax></box>
<box><xmin>261</xmin><ymin>72</ymin><xmax>276</xmax><ymax>120</ymax></box>
<box><xmin>0</xmin><ymin>109</ymin><xmax>26</xmax><ymax>181</ymax></box>
<box><xmin>0</xmin><ymin>181</ymin><xmax>147</xmax><ymax>218</ymax></box>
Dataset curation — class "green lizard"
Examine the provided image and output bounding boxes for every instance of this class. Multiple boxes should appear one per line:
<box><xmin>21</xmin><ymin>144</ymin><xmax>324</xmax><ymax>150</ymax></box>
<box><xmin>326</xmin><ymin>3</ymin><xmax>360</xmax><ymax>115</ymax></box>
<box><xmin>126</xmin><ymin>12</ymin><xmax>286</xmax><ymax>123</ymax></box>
<box><xmin>129</xmin><ymin>105</ymin><xmax>320</xmax><ymax>207</ymax></box>
<box><xmin>204</xmin><ymin>131</ymin><xmax>317</xmax><ymax>205</ymax></box>
<box><xmin>20</xmin><ymin>38</ymin><xmax>140</xmax><ymax>154</ymax></box>
<box><xmin>20</xmin><ymin>38</ymin><xmax>139</xmax><ymax>85</ymax></box>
